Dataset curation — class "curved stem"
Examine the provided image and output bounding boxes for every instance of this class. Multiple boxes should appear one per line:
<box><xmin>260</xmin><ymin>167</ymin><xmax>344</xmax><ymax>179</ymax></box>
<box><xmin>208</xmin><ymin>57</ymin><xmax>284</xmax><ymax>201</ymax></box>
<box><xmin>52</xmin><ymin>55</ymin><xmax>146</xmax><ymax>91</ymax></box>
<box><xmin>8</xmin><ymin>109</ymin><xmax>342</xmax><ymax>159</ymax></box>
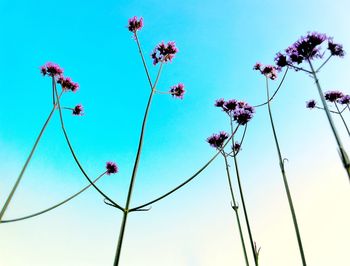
<box><xmin>134</xmin><ymin>32</ymin><xmax>153</xmax><ymax>89</ymax></box>
<box><xmin>315</xmin><ymin>55</ymin><xmax>332</xmax><ymax>73</ymax></box>
<box><xmin>113</xmin><ymin>64</ymin><xmax>163</xmax><ymax>266</ymax></box>
<box><xmin>287</xmin><ymin>64</ymin><xmax>312</xmax><ymax>74</ymax></box>
<box><xmin>1</xmin><ymin>172</ymin><xmax>106</xmax><ymax>223</ymax></box>
<box><xmin>308</xmin><ymin>59</ymin><xmax>350</xmax><ymax>180</ymax></box>
<box><xmin>222</xmin><ymin>154</ymin><xmax>249</xmax><ymax>266</ymax></box>
<box><xmin>334</xmin><ymin>102</ymin><xmax>350</xmax><ymax>137</ymax></box>
<box><xmin>129</xmin><ymin>125</ymin><xmax>239</xmax><ymax>212</ymax></box>
<box><xmin>53</xmin><ymin>85</ymin><xmax>124</xmax><ymax>212</ymax></box>
<box><xmin>0</xmin><ymin>82</ymin><xmax>62</xmax><ymax>222</ymax></box>
<box><xmin>266</xmin><ymin>77</ymin><xmax>307</xmax><ymax>266</ymax></box>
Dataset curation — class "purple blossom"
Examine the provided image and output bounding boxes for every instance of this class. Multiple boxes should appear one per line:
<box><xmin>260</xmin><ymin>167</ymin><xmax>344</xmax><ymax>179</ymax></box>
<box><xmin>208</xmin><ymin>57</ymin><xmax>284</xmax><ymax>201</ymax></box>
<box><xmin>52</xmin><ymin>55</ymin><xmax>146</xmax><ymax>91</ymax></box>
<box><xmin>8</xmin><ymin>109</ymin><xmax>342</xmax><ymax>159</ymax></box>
<box><xmin>151</xmin><ymin>41</ymin><xmax>178</xmax><ymax>65</ymax></box>
<box><xmin>215</xmin><ymin>98</ymin><xmax>225</xmax><ymax>108</ymax></box>
<box><xmin>72</xmin><ymin>104</ymin><xmax>84</xmax><ymax>116</ymax></box>
<box><xmin>128</xmin><ymin>16</ymin><xmax>143</xmax><ymax>32</ymax></box>
<box><xmin>57</xmin><ymin>76</ymin><xmax>79</xmax><ymax>92</ymax></box>
<box><xmin>106</xmin><ymin>161</ymin><xmax>118</xmax><ymax>175</ymax></box>
<box><xmin>261</xmin><ymin>65</ymin><xmax>278</xmax><ymax>80</ymax></box>
<box><xmin>293</xmin><ymin>32</ymin><xmax>327</xmax><ymax>61</ymax></box>
<box><xmin>338</xmin><ymin>95</ymin><xmax>350</xmax><ymax>105</ymax></box>
<box><xmin>328</xmin><ymin>40</ymin><xmax>345</xmax><ymax>57</ymax></box>
<box><xmin>169</xmin><ymin>83</ymin><xmax>185</xmax><ymax>99</ymax></box>
<box><xmin>40</xmin><ymin>62</ymin><xmax>63</xmax><ymax>78</ymax></box>
<box><xmin>324</xmin><ymin>90</ymin><xmax>344</xmax><ymax>102</ymax></box>
<box><xmin>207</xmin><ymin>131</ymin><xmax>229</xmax><ymax>149</ymax></box>
<box><xmin>233</xmin><ymin>107</ymin><xmax>254</xmax><ymax>125</ymax></box>
<box><xmin>233</xmin><ymin>142</ymin><xmax>241</xmax><ymax>152</ymax></box>
<box><xmin>223</xmin><ymin>99</ymin><xmax>238</xmax><ymax>112</ymax></box>
<box><xmin>306</xmin><ymin>99</ymin><xmax>317</xmax><ymax>109</ymax></box>
<box><xmin>274</xmin><ymin>52</ymin><xmax>288</xmax><ymax>71</ymax></box>
<box><xmin>253</xmin><ymin>62</ymin><xmax>262</xmax><ymax>71</ymax></box>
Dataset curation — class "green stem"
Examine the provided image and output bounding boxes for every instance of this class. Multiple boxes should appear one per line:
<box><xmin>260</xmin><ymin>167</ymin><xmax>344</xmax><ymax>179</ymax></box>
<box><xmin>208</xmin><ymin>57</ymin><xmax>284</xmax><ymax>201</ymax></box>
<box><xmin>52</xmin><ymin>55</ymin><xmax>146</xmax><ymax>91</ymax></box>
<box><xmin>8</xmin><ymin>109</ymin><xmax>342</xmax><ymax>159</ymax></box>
<box><xmin>266</xmin><ymin>77</ymin><xmax>307</xmax><ymax>266</ymax></box>
<box><xmin>113</xmin><ymin>64</ymin><xmax>163</xmax><ymax>266</ymax></box>
<box><xmin>334</xmin><ymin>102</ymin><xmax>350</xmax><ymax>137</ymax></box>
<box><xmin>308</xmin><ymin>59</ymin><xmax>350</xmax><ymax>180</ymax></box>
<box><xmin>222</xmin><ymin>154</ymin><xmax>249</xmax><ymax>266</ymax></box>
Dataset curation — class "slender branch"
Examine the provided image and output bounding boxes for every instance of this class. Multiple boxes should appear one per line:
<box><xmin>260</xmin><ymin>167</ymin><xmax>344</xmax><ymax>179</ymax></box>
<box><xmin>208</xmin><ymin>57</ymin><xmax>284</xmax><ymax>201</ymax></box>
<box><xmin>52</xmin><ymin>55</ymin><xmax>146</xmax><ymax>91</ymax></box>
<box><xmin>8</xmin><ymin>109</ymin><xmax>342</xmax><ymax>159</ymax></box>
<box><xmin>155</xmin><ymin>90</ymin><xmax>171</xmax><ymax>95</ymax></box>
<box><xmin>134</xmin><ymin>32</ymin><xmax>153</xmax><ymax>89</ymax></box>
<box><xmin>287</xmin><ymin>64</ymin><xmax>312</xmax><ymax>74</ymax></box>
<box><xmin>315</xmin><ymin>55</ymin><xmax>332</xmax><ymax>73</ymax></box>
<box><xmin>334</xmin><ymin>102</ymin><xmax>350</xmax><ymax>136</ymax></box>
<box><xmin>314</xmin><ymin>106</ymin><xmax>339</xmax><ymax>114</ymax></box>
<box><xmin>1</xmin><ymin>172</ymin><xmax>106</xmax><ymax>223</ymax></box>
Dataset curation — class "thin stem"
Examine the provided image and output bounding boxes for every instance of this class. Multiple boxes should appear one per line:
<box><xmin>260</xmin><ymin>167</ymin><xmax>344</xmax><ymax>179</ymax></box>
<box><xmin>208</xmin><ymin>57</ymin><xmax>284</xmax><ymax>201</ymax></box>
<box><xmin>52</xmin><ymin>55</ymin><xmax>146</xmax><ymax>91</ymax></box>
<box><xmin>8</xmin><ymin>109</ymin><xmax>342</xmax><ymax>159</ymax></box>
<box><xmin>0</xmin><ymin>88</ymin><xmax>63</xmax><ymax>222</ymax></box>
<box><xmin>113</xmin><ymin>63</ymin><xmax>163</xmax><ymax>266</ymax></box>
<box><xmin>53</xmin><ymin>84</ymin><xmax>124</xmax><ymax>212</ymax></box>
<box><xmin>222</xmin><ymin>154</ymin><xmax>249</xmax><ymax>266</ymax></box>
<box><xmin>287</xmin><ymin>64</ymin><xmax>312</xmax><ymax>74</ymax></box>
<box><xmin>134</xmin><ymin>32</ymin><xmax>153</xmax><ymax>89</ymax></box>
<box><xmin>266</xmin><ymin>77</ymin><xmax>307</xmax><ymax>266</ymax></box>
<box><xmin>315</xmin><ymin>55</ymin><xmax>332</xmax><ymax>73</ymax></box>
<box><xmin>230</xmin><ymin>120</ymin><xmax>258</xmax><ymax>266</ymax></box>
<box><xmin>308</xmin><ymin>59</ymin><xmax>350</xmax><ymax>180</ymax></box>
<box><xmin>334</xmin><ymin>102</ymin><xmax>350</xmax><ymax>136</ymax></box>
<box><xmin>52</xmin><ymin>76</ymin><xmax>56</xmax><ymax>105</ymax></box>
<box><xmin>155</xmin><ymin>90</ymin><xmax>171</xmax><ymax>95</ymax></box>
<box><xmin>1</xmin><ymin>172</ymin><xmax>106</xmax><ymax>223</ymax></box>
<box><xmin>314</xmin><ymin>106</ymin><xmax>339</xmax><ymax>114</ymax></box>
<box><xmin>129</xmin><ymin>125</ymin><xmax>239</xmax><ymax>212</ymax></box>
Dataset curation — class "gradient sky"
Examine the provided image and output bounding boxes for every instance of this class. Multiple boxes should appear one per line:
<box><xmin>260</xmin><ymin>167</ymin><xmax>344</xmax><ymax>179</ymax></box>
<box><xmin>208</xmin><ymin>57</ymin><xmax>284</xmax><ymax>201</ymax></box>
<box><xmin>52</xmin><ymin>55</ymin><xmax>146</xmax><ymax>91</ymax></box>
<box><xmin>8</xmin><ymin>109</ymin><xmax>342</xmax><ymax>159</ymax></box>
<box><xmin>0</xmin><ymin>0</ymin><xmax>349</xmax><ymax>265</ymax></box>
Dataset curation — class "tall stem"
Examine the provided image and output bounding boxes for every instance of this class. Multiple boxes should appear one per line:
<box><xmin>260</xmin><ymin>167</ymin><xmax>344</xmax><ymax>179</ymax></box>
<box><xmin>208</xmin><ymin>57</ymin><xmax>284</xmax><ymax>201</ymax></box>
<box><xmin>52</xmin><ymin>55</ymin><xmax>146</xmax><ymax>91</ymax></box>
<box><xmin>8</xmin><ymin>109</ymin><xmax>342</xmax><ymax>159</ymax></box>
<box><xmin>0</xmin><ymin>79</ymin><xmax>61</xmax><ymax>221</ymax></box>
<box><xmin>230</xmin><ymin>120</ymin><xmax>257</xmax><ymax>266</ymax></box>
<box><xmin>266</xmin><ymin>77</ymin><xmax>307</xmax><ymax>266</ymax></box>
<box><xmin>334</xmin><ymin>102</ymin><xmax>350</xmax><ymax>137</ymax></box>
<box><xmin>223</xmin><ymin>154</ymin><xmax>249</xmax><ymax>266</ymax></box>
<box><xmin>308</xmin><ymin>60</ymin><xmax>350</xmax><ymax>180</ymax></box>
<box><xmin>113</xmin><ymin>64</ymin><xmax>163</xmax><ymax>266</ymax></box>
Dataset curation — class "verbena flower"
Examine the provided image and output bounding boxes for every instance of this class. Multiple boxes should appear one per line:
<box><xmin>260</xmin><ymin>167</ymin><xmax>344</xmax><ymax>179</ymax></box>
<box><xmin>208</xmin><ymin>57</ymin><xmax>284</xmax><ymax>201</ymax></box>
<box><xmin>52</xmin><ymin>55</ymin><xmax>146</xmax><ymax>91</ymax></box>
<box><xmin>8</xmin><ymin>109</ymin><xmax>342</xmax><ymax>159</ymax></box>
<box><xmin>215</xmin><ymin>98</ymin><xmax>225</xmax><ymax>108</ymax></box>
<box><xmin>328</xmin><ymin>39</ymin><xmax>345</xmax><ymax>57</ymax></box>
<box><xmin>338</xmin><ymin>95</ymin><xmax>350</xmax><ymax>105</ymax></box>
<box><xmin>253</xmin><ymin>62</ymin><xmax>262</xmax><ymax>71</ymax></box>
<box><xmin>40</xmin><ymin>62</ymin><xmax>63</xmax><ymax>77</ymax></box>
<box><xmin>106</xmin><ymin>161</ymin><xmax>118</xmax><ymax>175</ymax></box>
<box><xmin>223</xmin><ymin>99</ymin><xmax>238</xmax><ymax>113</ymax></box>
<box><xmin>233</xmin><ymin>142</ymin><xmax>241</xmax><ymax>152</ymax></box>
<box><xmin>306</xmin><ymin>99</ymin><xmax>317</xmax><ymax>109</ymax></box>
<box><xmin>169</xmin><ymin>83</ymin><xmax>185</xmax><ymax>99</ymax></box>
<box><xmin>324</xmin><ymin>90</ymin><xmax>344</xmax><ymax>102</ymax></box>
<box><xmin>207</xmin><ymin>131</ymin><xmax>229</xmax><ymax>149</ymax></box>
<box><xmin>57</xmin><ymin>76</ymin><xmax>79</xmax><ymax>92</ymax></box>
<box><xmin>253</xmin><ymin>62</ymin><xmax>278</xmax><ymax>80</ymax></box>
<box><xmin>274</xmin><ymin>53</ymin><xmax>288</xmax><ymax>71</ymax></box>
<box><xmin>151</xmin><ymin>41</ymin><xmax>178</xmax><ymax>65</ymax></box>
<box><xmin>233</xmin><ymin>107</ymin><xmax>254</xmax><ymax>125</ymax></box>
<box><xmin>128</xmin><ymin>16</ymin><xmax>143</xmax><ymax>32</ymax></box>
<box><xmin>72</xmin><ymin>104</ymin><xmax>84</xmax><ymax>116</ymax></box>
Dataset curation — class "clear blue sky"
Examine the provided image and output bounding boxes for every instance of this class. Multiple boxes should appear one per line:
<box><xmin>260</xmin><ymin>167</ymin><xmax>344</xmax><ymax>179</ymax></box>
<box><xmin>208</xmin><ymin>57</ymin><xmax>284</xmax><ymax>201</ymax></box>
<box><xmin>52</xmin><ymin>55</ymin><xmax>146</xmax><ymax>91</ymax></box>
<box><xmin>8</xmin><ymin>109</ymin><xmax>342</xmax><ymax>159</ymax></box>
<box><xmin>0</xmin><ymin>0</ymin><xmax>349</xmax><ymax>265</ymax></box>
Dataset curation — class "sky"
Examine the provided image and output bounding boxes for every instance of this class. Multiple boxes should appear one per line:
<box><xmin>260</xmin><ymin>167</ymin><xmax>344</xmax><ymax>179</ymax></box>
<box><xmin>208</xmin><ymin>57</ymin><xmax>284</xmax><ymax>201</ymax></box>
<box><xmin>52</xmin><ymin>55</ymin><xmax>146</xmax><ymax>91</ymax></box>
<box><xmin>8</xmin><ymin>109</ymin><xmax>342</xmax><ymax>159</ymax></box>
<box><xmin>0</xmin><ymin>0</ymin><xmax>349</xmax><ymax>265</ymax></box>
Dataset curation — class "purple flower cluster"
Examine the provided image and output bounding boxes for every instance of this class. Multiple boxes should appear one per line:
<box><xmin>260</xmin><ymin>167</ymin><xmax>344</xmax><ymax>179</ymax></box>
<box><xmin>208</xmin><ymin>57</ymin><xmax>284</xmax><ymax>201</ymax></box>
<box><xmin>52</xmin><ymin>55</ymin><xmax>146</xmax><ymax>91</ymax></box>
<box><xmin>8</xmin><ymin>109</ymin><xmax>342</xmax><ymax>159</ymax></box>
<box><xmin>57</xmin><ymin>76</ymin><xmax>79</xmax><ymax>92</ymax></box>
<box><xmin>169</xmin><ymin>83</ymin><xmax>185</xmax><ymax>99</ymax></box>
<box><xmin>338</xmin><ymin>95</ymin><xmax>350</xmax><ymax>105</ymax></box>
<box><xmin>128</xmin><ymin>16</ymin><xmax>143</xmax><ymax>32</ymax></box>
<box><xmin>151</xmin><ymin>41</ymin><xmax>178</xmax><ymax>65</ymax></box>
<box><xmin>40</xmin><ymin>62</ymin><xmax>63</xmax><ymax>78</ymax></box>
<box><xmin>233</xmin><ymin>142</ymin><xmax>241</xmax><ymax>152</ymax></box>
<box><xmin>215</xmin><ymin>98</ymin><xmax>255</xmax><ymax>125</ymax></box>
<box><xmin>324</xmin><ymin>90</ymin><xmax>344</xmax><ymax>102</ymax></box>
<box><xmin>207</xmin><ymin>131</ymin><xmax>229</xmax><ymax>149</ymax></box>
<box><xmin>72</xmin><ymin>104</ymin><xmax>84</xmax><ymax>116</ymax></box>
<box><xmin>274</xmin><ymin>32</ymin><xmax>345</xmax><ymax>70</ymax></box>
<box><xmin>253</xmin><ymin>63</ymin><xmax>278</xmax><ymax>80</ymax></box>
<box><xmin>106</xmin><ymin>161</ymin><xmax>118</xmax><ymax>175</ymax></box>
<box><xmin>306</xmin><ymin>99</ymin><xmax>317</xmax><ymax>109</ymax></box>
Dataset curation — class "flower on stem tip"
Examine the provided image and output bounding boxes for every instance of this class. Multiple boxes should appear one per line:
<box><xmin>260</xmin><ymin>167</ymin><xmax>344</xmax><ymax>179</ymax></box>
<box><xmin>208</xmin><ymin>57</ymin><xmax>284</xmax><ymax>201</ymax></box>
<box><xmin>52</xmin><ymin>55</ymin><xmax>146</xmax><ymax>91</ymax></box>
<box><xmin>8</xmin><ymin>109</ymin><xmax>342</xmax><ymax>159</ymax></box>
<box><xmin>233</xmin><ymin>142</ymin><xmax>241</xmax><ymax>152</ymax></box>
<box><xmin>328</xmin><ymin>39</ymin><xmax>345</xmax><ymax>57</ymax></box>
<box><xmin>306</xmin><ymin>99</ymin><xmax>317</xmax><ymax>109</ymax></box>
<box><xmin>324</xmin><ymin>91</ymin><xmax>344</xmax><ymax>102</ymax></box>
<box><xmin>338</xmin><ymin>95</ymin><xmax>350</xmax><ymax>105</ymax></box>
<box><xmin>40</xmin><ymin>62</ymin><xmax>63</xmax><ymax>78</ymax></box>
<box><xmin>169</xmin><ymin>83</ymin><xmax>185</xmax><ymax>99</ymax></box>
<box><xmin>151</xmin><ymin>41</ymin><xmax>178</xmax><ymax>65</ymax></box>
<box><xmin>106</xmin><ymin>161</ymin><xmax>118</xmax><ymax>175</ymax></box>
<box><xmin>72</xmin><ymin>104</ymin><xmax>84</xmax><ymax>116</ymax></box>
<box><xmin>214</xmin><ymin>98</ymin><xmax>225</xmax><ymax>108</ymax></box>
<box><xmin>207</xmin><ymin>131</ymin><xmax>229</xmax><ymax>149</ymax></box>
<box><xmin>253</xmin><ymin>62</ymin><xmax>278</xmax><ymax>80</ymax></box>
<box><xmin>128</xmin><ymin>16</ymin><xmax>143</xmax><ymax>32</ymax></box>
<box><xmin>57</xmin><ymin>76</ymin><xmax>79</xmax><ymax>92</ymax></box>
<box><xmin>215</xmin><ymin>99</ymin><xmax>255</xmax><ymax>124</ymax></box>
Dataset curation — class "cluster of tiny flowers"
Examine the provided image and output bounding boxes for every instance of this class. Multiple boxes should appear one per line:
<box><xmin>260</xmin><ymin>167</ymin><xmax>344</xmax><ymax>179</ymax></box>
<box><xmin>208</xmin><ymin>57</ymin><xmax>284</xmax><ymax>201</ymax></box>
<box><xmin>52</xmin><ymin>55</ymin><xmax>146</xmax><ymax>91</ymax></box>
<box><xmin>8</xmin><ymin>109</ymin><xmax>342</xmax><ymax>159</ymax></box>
<box><xmin>338</xmin><ymin>95</ymin><xmax>350</xmax><ymax>105</ymax></box>
<box><xmin>40</xmin><ymin>62</ymin><xmax>63</xmax><ymax>78</ymax></box>
<box><xmin>324</xmin><ymin>90</ymin><xmax>344</xmax><ymax>102</ymax></box>
<box><xmin>72</xmin><ymin>104</ymin><xmax>84</xmax><ymax>116</ymax></box>
<box><xmin>253</xmin><ymin>62</ymin><xmax>278</xmax><ymax>80</ymax></box>
<box><xmin>106</xmin><ymin>161</ymin><xmax>118</xmax><ymax>175</ymax></box>
<box><xmin>169</xmin><ymin>83</ymin><xmax>185</xmax><ymax>99</ymax></box>
<box><xmin>306</xmin><ymin>99</ymin><xmax>317</xmax><ymax>109</ymax></box>
<box><xmin>128</xmin><ymin>16</ymin><xmax>143</xmax><ymax>32</ymax></box>
<box><xmin>151</xmin><ymin>41</ymin><xmax>178</xmax><ymax>65</ymax></box>
<box><xmin>274</xmin><ymin>32</ymin><xmax>345</xmax><ymax>71</ymax></box>
<box><xmin>57</xmin><ymin>76</ymin><xmax>79</xmax><ymax>92</ymax></box>
<box><xmin>233</xmin><ymin>142</ymin><xmax>241</xmax><ymax>152</ymax></box>
<box><xmin>207</xmin><ymin>131</ymin><xmax>229</xmax><ymax>149</ymax></box>
<box><xmin>215</xmin><ymin>98</ymin><xmax>255</xmax><ymax>125</ymax></box>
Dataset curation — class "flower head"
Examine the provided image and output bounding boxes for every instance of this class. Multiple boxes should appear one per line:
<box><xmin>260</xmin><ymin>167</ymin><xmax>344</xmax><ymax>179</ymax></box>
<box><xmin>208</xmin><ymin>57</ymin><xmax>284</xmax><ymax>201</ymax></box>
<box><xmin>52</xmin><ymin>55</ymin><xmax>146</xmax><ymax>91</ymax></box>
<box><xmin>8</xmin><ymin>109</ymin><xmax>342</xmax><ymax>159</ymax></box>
<box><xmin>169</xmin><ymin>83</ymin><xmax>185</xmax><ymax>99</ymax></box>
<box><xmin>106</xmin><ymin>161</ymin><xmax>118</xmax><ymax>175</ymax></box>
<box><xmin>215</xmin><ymin>98</ymin><xmax>225</xmax><ymax>108</ymax></box>
<box><xmin>306</xmin><ymin>99</ymin><xmax>317</xmax><ymax>109</ymax></box>
<box><xmin>40</xmin><ymin>62</ymin><xmax>63</xmax><ymax>78</ymax></box>
<box><xmin>223</xmin><ymin>99</ymin><xmax>238</xmax><ymax>112</ymax></box>
<box><xmin>57</xmin><ymin>76</ymin><xmax>79</xmax><ymax>92</ymax></box>
<box><xmin>151</xmin><ymin>41</ymin><xmax>178</xmax><ymax>65</ymax></box>
<box><xmin>128</xmin><ymin>16</ymin><xmax>143</xmax><ymax>32</ymax></box>
<box><xmin>253</xmin><ymin>62</ymin><xmax>263</xmax><ymax>71</ymax></box>
<box><xmin>253</xmin><ymin>62</ymin><xmax>278</xmax><ymax>80</ymax></box>
<box><xmin>233</xmin><ymin>142</ymin><xmax>241</xmax><ymax>152</ymax></box>
<box><xmin>324</xmin><ymin>90</ymin><xmax>344</xmax><ymax>102</ymax></box>
<box><xmin>233</xmin><ymin>107</ymin><xmax>254</xmax><ymax>125</ymax></box>
<box><xmin>72</xmin><ymin>104</ymin><xmax>84</xmax><ymax>116</ymax></box>
<box><xmin>207</xmin><ymin>131</ymin><xmax>229</xmax><ymax>149</ymax></box>
<box><xmin>338</xmin><ymin>95</ymin><xmax>350</xmax><ymax>105</ymax></box>
<box><xmin>274</xmin><ymin>53</ymin><xmax>288</xmax><ymax>71</ymax></box>
<box><xmin>328</xmin><ymin>40</ymin><xmax>345</xmax><ymax>57</ymax></box>
<box><xmin>292</xmin><ymin>32</ymin><xmax>327</xmax><ymax>61</ymax></box>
